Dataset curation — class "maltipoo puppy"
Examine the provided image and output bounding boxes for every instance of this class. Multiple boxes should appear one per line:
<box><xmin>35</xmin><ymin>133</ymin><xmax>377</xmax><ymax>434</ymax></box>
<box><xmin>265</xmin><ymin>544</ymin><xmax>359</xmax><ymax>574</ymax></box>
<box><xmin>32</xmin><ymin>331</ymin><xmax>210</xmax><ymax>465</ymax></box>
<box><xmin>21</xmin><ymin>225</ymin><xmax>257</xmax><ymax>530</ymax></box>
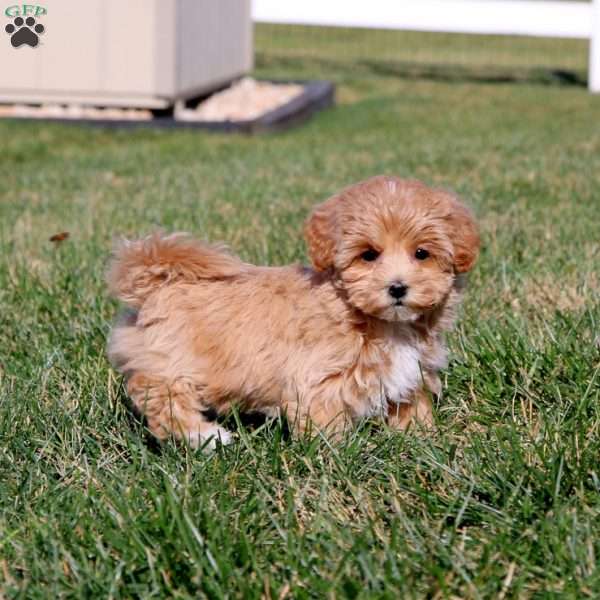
<box><xmin>107</xmin><ymin>176</ymin><xmax>479</xmax><ymax>448</ymax></box>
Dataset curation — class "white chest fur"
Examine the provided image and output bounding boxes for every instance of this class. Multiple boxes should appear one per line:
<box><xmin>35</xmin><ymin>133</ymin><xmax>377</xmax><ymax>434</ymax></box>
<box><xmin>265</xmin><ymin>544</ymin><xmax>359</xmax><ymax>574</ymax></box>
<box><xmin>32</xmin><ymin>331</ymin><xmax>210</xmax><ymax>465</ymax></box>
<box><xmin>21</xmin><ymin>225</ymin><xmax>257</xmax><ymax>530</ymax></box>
<box><xmin>358</xmin><ymin>334</ymin><xmax>424</xmax><ymax>418</ymax></box>
<box><xmin>381</xmin><ymin>340</ymin><xmax>422</xmax><ymax>405</ymax></box>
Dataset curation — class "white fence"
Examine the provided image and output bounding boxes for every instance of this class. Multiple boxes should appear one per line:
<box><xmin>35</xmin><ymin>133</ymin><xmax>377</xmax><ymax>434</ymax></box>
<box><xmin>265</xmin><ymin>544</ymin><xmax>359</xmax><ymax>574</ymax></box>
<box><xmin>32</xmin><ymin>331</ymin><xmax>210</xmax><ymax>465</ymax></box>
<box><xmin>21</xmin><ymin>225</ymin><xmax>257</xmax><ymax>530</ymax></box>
<box><xmin>253</xmin><ymin>0</ymin><xmax>600</xmax><ymax>92</ymax></box>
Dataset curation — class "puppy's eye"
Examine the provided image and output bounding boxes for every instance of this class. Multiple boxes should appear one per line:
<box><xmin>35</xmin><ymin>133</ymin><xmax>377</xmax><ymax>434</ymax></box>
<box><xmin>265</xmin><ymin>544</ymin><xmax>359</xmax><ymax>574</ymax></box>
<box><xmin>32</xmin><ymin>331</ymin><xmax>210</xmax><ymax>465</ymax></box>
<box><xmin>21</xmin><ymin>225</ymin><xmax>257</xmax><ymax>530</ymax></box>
<box><xmin>415</xmin><ymin>248</ymin><xmax>429</xmax><ymax>260</ymax></box>
<box><xmin>361</xmin><ymin>248</ymin><xmax>380</xmax><ymax>262</ymax></box>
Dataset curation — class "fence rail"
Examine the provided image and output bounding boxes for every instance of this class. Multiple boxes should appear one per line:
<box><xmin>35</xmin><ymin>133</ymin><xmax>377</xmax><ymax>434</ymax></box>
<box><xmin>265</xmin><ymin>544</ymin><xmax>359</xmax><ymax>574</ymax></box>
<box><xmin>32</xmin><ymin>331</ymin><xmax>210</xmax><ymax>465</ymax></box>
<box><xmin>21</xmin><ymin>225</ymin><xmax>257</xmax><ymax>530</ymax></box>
<box><xmin>253</xmin><ymin>0</ymin><xmax>600</xmax><ymax>91</ymax></box>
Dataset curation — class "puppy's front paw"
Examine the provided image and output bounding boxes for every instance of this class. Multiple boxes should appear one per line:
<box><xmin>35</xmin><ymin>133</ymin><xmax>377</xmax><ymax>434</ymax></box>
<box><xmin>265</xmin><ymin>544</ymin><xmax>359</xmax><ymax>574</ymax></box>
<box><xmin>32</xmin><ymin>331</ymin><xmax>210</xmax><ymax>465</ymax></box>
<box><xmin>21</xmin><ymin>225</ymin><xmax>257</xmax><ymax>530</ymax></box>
<box><xmin>387</xmin><ymin>389</ymin><xmax>434</xmax><ymax>431</ymax></box>
<box><xmin>188</xmin><ymin>424</ymin><xmax>233</xmax><ymax>451</ymax></box>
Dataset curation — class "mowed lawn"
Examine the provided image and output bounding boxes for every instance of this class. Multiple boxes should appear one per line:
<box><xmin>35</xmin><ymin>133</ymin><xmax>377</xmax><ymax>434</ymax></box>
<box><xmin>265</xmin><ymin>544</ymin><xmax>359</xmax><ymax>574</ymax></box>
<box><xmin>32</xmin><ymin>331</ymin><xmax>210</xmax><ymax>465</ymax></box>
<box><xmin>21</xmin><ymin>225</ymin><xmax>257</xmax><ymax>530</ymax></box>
<box><xmin>1</xmin><ymin>26</ymin><xmax>599</xmax><ymax>598</ymax></box>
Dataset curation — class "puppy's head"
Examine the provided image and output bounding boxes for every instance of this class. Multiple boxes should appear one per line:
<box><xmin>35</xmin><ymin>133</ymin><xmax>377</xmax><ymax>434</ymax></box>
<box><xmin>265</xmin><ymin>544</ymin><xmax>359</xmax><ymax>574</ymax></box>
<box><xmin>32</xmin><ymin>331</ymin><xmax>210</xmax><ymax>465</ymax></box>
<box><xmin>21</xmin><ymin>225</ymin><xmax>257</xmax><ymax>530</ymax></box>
<box><xmin>304</xmin><ymin>176</ymin><xmax>479</xmax><ymax>322</ymax></box>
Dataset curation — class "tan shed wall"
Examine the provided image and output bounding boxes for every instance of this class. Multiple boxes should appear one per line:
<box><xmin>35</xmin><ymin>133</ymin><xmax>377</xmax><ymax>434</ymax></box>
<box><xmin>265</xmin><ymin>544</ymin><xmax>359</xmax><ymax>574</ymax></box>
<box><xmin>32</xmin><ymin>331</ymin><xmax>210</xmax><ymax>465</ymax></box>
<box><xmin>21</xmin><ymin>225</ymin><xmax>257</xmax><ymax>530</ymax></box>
<box><xmin>0</xmin><ymin>0</ymin><xmax>251</xmax><ymax>108</ymax></box>
<box><xmin>176</xmin><ymin>0</ymin><xmax>253</xmax><ymax>98</ymax></box>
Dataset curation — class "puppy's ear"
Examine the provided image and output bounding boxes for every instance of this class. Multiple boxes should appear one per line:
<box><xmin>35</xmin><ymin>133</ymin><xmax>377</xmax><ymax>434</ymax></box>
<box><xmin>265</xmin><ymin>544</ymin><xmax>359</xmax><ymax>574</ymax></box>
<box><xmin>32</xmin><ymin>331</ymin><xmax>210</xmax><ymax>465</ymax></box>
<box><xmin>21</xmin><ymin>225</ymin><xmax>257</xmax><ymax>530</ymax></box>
<box><xmin>442</xmin><ymin>194</ymin><xmax>480</xmax><ymax>273</ymax></box>
<box><xmin>304</xmin><ymin>195</ymin><xmax>340</xmax><ymax>271</ymax></box>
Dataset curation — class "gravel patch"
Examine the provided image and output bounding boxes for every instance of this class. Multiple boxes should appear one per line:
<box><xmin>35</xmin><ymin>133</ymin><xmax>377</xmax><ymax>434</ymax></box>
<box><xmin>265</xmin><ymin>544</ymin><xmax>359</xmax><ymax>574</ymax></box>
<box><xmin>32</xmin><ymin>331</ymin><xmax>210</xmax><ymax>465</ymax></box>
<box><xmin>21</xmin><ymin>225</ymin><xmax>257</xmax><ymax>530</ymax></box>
<box><xmin>179</xmin><ymin>77</ymin><xmax>304</xmax><ymax>122</ymax></box>
<box><xmin>0</xmin><ymin>78</ymin><xmax>306</xmax><ymax>124</ymax></box>
<box><xmin>0</xmin><ymin>104</ymin><xmax>153</xmax><ymax>120</ymax></box>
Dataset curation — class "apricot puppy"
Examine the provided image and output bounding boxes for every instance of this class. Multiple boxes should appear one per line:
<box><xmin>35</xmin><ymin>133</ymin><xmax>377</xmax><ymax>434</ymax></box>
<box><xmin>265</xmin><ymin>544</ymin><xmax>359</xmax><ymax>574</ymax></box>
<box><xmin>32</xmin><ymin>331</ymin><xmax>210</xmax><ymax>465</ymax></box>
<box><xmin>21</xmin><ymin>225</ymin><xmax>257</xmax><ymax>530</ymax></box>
<box><xmin>107</xmin><ymin>176</ymin><xmax>479</xmax><ymax>448</ymax></box>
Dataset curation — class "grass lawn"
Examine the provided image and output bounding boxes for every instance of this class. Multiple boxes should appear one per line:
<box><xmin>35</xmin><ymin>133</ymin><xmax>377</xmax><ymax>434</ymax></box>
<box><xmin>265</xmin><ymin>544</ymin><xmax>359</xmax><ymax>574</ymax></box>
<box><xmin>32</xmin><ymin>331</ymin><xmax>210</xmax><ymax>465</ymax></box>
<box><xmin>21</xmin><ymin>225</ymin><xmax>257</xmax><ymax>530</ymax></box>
<box><xmin>1</xmin><ymin>26</ymin><xmax>599</xmax><ymax>598</ymax></box>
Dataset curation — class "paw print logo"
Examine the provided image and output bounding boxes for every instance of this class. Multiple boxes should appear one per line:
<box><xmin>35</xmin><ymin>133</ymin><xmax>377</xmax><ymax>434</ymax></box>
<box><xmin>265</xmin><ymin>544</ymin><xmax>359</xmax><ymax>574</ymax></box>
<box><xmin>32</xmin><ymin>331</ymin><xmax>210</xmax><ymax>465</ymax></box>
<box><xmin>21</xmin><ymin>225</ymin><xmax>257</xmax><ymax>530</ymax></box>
<box><xmin>5</xmin><ymin>16</ymin><xmax>45</xmax><ymax>48</ymax></box>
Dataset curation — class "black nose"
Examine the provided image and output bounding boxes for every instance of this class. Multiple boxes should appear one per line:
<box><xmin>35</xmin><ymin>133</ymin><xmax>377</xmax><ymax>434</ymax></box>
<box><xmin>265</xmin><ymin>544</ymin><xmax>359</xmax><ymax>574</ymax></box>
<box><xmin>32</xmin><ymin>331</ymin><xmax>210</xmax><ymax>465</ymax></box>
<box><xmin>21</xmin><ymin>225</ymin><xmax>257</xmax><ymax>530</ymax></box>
<box><xmin>388</xmin><ymin>283</ymin><xmax>408</xmax><ymax>299</ymax></box>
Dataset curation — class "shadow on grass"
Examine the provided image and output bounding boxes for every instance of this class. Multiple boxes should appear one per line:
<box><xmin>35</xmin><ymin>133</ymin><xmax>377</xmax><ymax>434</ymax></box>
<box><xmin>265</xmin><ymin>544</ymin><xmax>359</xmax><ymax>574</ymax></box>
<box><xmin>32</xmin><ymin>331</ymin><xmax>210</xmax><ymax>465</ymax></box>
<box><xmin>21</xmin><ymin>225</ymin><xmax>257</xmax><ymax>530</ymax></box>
<box><xmin>257</xmin><ymin>54</ymin><xmax>587</xmax><ymax>88</ymax></box>
<box><xmin>360</xmin><ymin>59</ymin><xmax>587</xmax><ymax>87</ymax></box>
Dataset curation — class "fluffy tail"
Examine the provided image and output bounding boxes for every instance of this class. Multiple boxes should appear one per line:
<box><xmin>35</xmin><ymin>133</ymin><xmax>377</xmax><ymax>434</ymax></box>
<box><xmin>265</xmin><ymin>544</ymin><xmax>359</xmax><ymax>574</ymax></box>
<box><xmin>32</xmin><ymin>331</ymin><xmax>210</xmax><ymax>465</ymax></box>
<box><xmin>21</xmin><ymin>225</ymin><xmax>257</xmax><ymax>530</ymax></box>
<box><xmin>107</xmin><ymin>232</ymin><xmax>246</xmax><ymax>308</ymax></box>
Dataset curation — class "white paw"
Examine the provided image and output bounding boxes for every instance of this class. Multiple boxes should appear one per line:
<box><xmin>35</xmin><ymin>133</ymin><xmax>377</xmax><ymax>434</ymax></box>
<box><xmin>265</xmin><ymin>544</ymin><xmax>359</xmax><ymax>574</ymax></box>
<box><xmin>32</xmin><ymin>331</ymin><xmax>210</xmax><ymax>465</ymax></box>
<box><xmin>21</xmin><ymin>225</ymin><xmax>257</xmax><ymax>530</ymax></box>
<box><xmin>187</xmin><ymin>425</ymin><xmax>233</xmax><ymax>451</ymax></box>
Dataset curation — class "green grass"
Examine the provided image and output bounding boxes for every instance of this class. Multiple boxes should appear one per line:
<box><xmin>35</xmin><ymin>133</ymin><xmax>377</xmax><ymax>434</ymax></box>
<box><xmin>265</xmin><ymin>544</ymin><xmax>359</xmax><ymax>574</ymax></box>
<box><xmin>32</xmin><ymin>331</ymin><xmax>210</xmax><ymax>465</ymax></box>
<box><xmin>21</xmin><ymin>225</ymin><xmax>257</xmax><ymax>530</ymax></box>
<box><xmin>255</xmin><ymin>24</ymin><xmax>588</xmax><ymax>84</ymax></box>
<box><xmin>1</xmin><ymin>26</ymin><xmax>600</xmax><ymax>598</ymax></box>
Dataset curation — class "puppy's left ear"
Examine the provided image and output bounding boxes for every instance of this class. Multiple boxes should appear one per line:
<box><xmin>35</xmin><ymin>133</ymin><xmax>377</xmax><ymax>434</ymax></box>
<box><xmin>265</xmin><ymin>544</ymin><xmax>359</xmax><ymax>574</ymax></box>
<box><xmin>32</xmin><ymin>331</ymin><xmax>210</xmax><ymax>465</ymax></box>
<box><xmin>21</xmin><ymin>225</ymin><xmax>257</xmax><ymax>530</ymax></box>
<box><xmin>304</xmin><ymin>195</ymin><xmax>340</xmax><ymax>271</ymax></box>
<box><xmin>443</xmin><ymin>194</ymin><xmax>480</xmax><ymax>273</ymax></box>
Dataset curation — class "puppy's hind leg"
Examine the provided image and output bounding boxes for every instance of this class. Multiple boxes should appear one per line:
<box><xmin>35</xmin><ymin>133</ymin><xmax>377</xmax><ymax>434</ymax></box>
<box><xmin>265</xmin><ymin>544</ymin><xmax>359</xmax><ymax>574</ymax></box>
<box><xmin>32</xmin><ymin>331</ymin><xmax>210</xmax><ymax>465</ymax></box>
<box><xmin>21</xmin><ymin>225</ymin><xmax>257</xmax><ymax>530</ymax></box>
<box><xmin>126</xmin><ymin>373</ymin><xmax>232</xmax><ymax>450</ymax></box>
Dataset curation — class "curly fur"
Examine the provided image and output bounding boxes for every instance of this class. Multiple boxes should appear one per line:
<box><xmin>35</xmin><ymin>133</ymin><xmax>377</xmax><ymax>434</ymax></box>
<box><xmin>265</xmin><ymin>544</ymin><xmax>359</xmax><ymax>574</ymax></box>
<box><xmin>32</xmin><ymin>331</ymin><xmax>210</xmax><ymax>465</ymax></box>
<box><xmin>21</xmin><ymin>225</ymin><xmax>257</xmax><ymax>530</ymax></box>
<box><xmin>107</xmin><ymin>176</ymin><xmax>479</xmax><ymax>449</ymax></box>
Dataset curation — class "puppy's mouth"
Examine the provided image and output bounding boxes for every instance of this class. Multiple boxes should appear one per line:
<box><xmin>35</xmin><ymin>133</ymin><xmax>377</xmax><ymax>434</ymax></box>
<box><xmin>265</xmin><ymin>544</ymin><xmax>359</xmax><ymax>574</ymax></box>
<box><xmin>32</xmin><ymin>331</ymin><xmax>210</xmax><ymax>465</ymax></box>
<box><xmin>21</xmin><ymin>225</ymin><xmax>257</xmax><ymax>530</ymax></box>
<box><xmin>388</xmin><ymin>303</ymin><xmax>419</xmax><ymax>323</ymax></box>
